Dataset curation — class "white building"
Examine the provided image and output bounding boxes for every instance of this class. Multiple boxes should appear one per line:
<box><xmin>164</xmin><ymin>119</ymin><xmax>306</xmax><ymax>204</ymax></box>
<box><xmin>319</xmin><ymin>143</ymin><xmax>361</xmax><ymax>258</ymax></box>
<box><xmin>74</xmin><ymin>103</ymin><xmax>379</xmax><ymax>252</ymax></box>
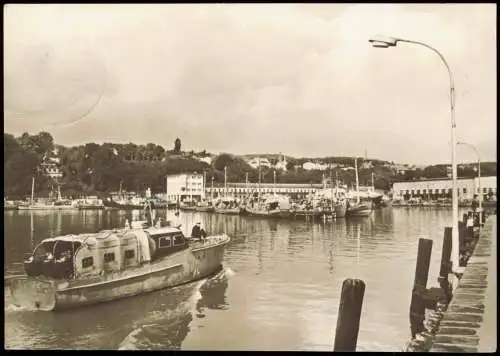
<box><xmin>247</xmin><ymin>157</ymin><xmax>272</xmax><ymax>169</ymax></box>
<box><xmin>274</xmin><ymin>154</ymin><xmax>288</xmax><ymax>171</ymax></box>
<box><xmin>302</xmin><ymin>161</ymin><xmax>328</xmax><ymax>171</ymax></box>
<box><xmin>166</xmin><ymin>173</ymin><xmax>205</xmax><ymax>202</ymax></box>
<box><xmin>198</xmin><ymin>156</ymin><xmax>212</xmax><ymax>165</ymax></box>
<box><xmin>40</xmin><ymin>150</ymin><xmax>63</xmax><ymax>179</ymax></box>
<box><xmin>392</xmin><ymin>176</ymin><xmax>497</xmax><ymax>201</ymax></box>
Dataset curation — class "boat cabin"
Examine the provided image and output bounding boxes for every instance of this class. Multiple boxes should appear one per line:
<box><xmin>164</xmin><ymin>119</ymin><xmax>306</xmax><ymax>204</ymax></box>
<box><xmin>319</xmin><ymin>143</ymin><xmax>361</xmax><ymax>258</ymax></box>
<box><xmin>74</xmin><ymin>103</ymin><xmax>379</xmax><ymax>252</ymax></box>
<box><xmin>24</xmin><ymin>226</ymin><xmax>190</xmax><ymax>280</ymax></box>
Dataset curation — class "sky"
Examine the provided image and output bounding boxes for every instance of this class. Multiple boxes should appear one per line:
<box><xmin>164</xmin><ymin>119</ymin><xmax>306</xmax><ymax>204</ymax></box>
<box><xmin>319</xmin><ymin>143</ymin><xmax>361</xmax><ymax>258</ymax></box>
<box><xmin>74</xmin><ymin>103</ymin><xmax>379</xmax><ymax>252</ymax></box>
<box><xmin>3</xmin><ymin>4</ymin><xmax>497</xmax><ymax>165</ymax></box>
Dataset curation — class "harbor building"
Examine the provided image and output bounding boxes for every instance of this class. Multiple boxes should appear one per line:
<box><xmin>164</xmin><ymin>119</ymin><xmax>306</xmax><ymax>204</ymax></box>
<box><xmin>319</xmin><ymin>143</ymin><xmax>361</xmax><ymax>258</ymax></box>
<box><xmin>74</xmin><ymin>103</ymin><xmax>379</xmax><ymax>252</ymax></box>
<box><xmin>166</xmin><ymin>173</ymin><xmax>204</xmax><ymax>202</ymax></box>
<box><xmin>392</xmin><ymin>176</ymin><xmax>497</xmax><ymax>201</ymax></box>
<box><xmin>206</xmin><ymin>182</ymin><xmax>324</xmax><ymax>200</ymax></box>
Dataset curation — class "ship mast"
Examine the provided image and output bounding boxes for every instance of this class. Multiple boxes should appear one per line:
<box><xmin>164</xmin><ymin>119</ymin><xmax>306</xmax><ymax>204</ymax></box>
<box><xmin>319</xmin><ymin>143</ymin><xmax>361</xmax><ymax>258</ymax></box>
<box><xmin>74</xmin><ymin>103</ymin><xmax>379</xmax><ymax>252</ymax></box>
<box><xmin>355</xmin><ymin>157</ymin><xmax>360</xmax><ymax>204</ymax></box>
<box><xmin>211</xmin><ymin>175</ymin><xmax>214</xmax><ymax>200</ymax></box>
<box><xmin>224</xmin><ymin>166</ymin><xmax>228</xmax><ymax>197</ymax></box>
<box><xmin>31</xmin><ymin>176</ymin><xmax>35</xmax><ymax>204</ymax></box>
<box><xmin>258</xmin><ymin>162</ymin><xmax>262</xmax><ymax>200</ymax></box>
<box><xmin>273</xmin><ymin>170</ymin><xmax>277</xmax><ymax>196</ymax></box>
<box><xmin>371</xmin><ymin>172</ymin><xmax>375</xmax><ymax>192</ymax></box>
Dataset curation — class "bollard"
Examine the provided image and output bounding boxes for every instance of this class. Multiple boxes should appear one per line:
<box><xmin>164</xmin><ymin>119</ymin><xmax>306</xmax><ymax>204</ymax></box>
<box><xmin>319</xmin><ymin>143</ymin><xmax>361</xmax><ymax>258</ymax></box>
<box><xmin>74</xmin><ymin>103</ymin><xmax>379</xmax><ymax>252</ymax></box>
<box><xmin>438</xmin><ymin>227</ymin><xmax>453</xmax><ymax>303</ymax></box>
<box><xmin>409</xmin><ymin>238</ymin><xmax>433</xmax><ymax>338</ymax></box>
<box><xmin>333</xmin><ymin>279</ymin><xmax>366</xmax><ymax>352</ymax></box>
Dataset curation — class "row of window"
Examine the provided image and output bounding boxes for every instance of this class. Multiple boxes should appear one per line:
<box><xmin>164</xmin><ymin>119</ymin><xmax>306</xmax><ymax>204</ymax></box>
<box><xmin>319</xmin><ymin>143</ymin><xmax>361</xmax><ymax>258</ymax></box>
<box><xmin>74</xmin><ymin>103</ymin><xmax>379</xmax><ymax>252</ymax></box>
<box><xmin>159</xmin><ymin>234</ymin><xmax>184</xmax><ymax>248</ymax></box>
<box><xmin>400</xmin><ymin>187</ymin><xmax>494</xmax><ymax>195</ymax></box>
<box><xmin>209</xmin><ymin>188</ymin><xmax>316</xmax><ymax>193</ymax></box>
<box><xmin>82</xmin><ymin>249</ymin><xmax>135</xmax><ymax>269</ymax></box>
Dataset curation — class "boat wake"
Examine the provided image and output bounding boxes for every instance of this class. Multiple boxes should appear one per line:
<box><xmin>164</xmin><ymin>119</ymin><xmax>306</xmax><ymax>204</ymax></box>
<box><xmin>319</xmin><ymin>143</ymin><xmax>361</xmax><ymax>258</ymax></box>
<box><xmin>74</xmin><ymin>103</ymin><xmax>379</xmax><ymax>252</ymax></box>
<box><xmin>117</xmin><ymin>280</ymin><xmax>205</xmax><ymax>350</ymax></box>
<box><xmin>118</xmin><ymin>266</ymin><xmax>233</xmax><ymax>350</ymax></box>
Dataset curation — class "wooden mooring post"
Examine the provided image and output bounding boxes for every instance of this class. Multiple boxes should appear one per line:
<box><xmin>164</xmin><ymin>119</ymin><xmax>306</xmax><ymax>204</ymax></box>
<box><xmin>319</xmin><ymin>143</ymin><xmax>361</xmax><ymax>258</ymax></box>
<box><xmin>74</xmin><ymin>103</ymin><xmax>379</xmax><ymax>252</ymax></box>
<box><xmin>409</xmin><ymin>238</ymin><xmax>447</xmax><ymax>338</ymax></box>
<box><xmin>333</xmin><ymin>278</ymin><xmax>365</xmax><ymax>352</ymax></box>
<box><xmin>437</xmin><ymin>227</ymin><xmax>453</xmax><ymax>304</ymax></box>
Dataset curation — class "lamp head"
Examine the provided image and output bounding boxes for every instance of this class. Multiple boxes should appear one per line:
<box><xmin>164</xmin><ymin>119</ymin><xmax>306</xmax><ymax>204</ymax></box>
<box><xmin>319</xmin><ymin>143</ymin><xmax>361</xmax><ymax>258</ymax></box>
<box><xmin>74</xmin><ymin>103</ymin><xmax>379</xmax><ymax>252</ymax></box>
<box><xmin>368</xmin><ymin>35</ymin><xmax>399</xmax><ymax>48</ymax></box>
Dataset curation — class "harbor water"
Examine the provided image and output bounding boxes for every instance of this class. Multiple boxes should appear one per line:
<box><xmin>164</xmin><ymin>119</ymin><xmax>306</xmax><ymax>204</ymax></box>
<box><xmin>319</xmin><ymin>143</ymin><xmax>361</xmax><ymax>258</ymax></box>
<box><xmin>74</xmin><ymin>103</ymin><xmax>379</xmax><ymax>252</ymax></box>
<box><xmin>4</xmin><ymin>207</ymin><xmax>467</xmax><ymax>351</ymax></box>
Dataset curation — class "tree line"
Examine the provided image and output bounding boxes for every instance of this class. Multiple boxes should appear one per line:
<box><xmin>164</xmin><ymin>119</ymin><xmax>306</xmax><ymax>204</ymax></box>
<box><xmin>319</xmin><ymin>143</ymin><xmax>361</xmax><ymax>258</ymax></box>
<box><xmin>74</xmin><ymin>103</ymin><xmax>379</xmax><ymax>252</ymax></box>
<box><xmin>4</xmin><ymin>132</ymin><xmax>496</xmax><ymax>199</ymax></box>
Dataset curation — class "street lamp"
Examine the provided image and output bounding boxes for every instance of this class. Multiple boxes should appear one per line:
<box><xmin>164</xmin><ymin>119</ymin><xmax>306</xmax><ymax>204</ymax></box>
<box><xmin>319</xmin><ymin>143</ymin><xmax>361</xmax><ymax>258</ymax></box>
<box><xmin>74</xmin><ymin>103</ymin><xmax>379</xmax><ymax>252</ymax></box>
<box><xmin>369</xmin><ymin>35</ymin><xmax>460</xmax><ymax>272</ymax></box>
<box><xmin>457</xmin><ymin>141</ymin><xmax>482</xmax><ymax>225</ymax></box>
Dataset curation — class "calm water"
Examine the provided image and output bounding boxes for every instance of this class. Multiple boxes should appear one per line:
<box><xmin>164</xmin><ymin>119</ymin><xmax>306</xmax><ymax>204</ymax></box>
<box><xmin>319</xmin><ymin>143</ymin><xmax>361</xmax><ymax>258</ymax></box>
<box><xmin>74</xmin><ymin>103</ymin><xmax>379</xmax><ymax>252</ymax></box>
<box><xmin>4</xmin><ymin>207</ymin><xmax>467</xmax><ymax>351</ymax></box>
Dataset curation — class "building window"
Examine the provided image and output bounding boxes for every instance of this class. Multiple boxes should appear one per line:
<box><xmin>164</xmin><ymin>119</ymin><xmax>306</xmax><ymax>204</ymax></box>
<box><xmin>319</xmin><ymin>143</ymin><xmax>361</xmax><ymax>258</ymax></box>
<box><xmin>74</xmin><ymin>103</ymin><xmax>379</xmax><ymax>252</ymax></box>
<box><xmin>104</xmin><ymin>252</ymin><xmax>115</xmax><ymax>263</ymax></box>
<box><xmin>159</xmin><ymin>237</ymin><xmax>171</xmax><ymax>248</ymax></box>
<box><xmin>125</xmin><ymin>250</ymin><xmax>135</xmax><ymax>259</ymax></box>
<box><xmin>82</xmin><ymin>256</ymin><xmax>93</xmax><ymax>268</ymax></box>
<box><xmin>463</xmin><ymin>188</ymin><xmax>467</xmax><ymax>194</ymax></box>
<box><xmin>483</xmin><ymin>188</ymin><xmax>487</xmax><ymax>193</ymax></box>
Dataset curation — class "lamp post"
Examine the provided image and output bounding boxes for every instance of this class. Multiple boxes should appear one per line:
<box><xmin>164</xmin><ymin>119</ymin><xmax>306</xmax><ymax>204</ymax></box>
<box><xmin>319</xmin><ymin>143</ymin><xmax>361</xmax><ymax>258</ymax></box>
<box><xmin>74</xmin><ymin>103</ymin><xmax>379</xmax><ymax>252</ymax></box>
<box><xmin>457</xmin><ymin>141</ymin><xmax>482</xmax><ymax>225</ymax></box>
<box><xmin>368</xmin><ymin>35</ymin><xmax>459</xmax><ymax>272</ymax></box>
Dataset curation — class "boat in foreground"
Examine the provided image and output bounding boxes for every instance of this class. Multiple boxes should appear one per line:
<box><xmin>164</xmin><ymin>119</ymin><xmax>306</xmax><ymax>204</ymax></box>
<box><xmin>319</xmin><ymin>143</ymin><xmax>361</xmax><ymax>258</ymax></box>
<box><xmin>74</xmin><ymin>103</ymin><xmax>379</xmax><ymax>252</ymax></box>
<box><xmin>8</xmin><ymin>221</ymin><xmax>230</xmax><ymax>311</ymax></box>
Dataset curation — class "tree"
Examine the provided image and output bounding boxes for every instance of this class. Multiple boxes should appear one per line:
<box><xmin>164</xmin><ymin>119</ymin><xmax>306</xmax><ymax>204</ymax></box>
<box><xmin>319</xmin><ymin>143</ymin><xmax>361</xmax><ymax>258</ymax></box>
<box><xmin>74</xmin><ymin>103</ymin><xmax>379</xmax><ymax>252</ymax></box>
<box><xmin>213</xmin><ymin>153</ymin><xmax>234</xmax><ymax>171</ymax></box>
<box><xmin>174</xmin><ymin>138</ymin><xmax>181</xmax><ymax>153</ymax></box>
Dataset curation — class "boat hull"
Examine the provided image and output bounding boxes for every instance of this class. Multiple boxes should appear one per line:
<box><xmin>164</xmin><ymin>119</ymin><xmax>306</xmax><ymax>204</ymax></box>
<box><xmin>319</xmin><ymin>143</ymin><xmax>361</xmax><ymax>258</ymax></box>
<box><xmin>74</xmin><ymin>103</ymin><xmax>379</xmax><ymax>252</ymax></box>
<box><xmin>18</xmin><ymin>205</ymin><xmax>78</xmax><ymax>211</ymax></box>
<box><xmin>77</xmin><ymin>205</ymin><xmax>105</xmax><ymax>210</ymax></box>
<box><xmin>195</xmin><ymin>206</ymin><xmax>215</xmax><ymax>213</ymax></box>
<box><xmin>246</xmin><ymin>207</ymin><xmax>290</xmax><ymax>218</ymax></box>
<box><xmin>103</xmin><ymin>200</ymin><xmax>144</xmax><ymax>210</ymax></box>
<box><xmin>214</xmin><ymin>207</ymin><xmax>242</xmax><ymax>215</ymax></box>
<box><xmin>334</xmin><ymin>203</ymin><xmax>347</xmax><ymax>218</ymax></box>
<box><xmin>9</xmin><ymin>236</ymin><xmax>229</xmax><ymax>311</ymax></box>
<box><xmin>291</xmin><ymin>210</ymin><xmax>323</xmax><ymax>219</ymax></box>
<box><xmin>346</xmin><ymin>202</ymin><xmax>373</xmax><ymax>217</ymax></box>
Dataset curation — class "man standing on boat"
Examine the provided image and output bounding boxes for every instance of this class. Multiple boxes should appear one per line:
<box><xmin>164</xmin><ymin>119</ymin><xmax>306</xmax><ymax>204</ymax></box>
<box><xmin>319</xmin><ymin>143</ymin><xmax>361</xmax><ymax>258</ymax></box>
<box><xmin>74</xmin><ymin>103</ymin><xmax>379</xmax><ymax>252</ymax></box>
<box><xmin>191</xmin><ymin>222</ymin><xmax>207</xmax><ymax>240</ymax></box>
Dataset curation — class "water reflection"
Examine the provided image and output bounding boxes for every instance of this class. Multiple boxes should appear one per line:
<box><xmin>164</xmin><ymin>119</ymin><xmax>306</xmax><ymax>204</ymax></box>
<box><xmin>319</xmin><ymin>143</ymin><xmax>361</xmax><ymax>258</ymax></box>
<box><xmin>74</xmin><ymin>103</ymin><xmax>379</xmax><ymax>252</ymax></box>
<box><xmin>5</xmin><ymin>207</ymin><xmax>472</xmax><ymax>351</ymax></box>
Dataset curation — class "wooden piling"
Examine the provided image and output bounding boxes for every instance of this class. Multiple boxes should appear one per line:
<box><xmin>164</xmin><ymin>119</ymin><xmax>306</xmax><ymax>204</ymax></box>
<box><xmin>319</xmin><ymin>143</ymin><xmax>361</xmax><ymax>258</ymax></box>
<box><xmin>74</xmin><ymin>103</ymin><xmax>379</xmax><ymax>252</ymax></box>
<box><xmin>409</xmin><ymin>238</ymin><xmax>433</xmax><ymax>338</ymax></box>
<box><xmin>438</xmin><ymin>227</ymin><xmax>452</xmax><ymax>303</ymax></box>
<box><xmin>333</xmin><ymin>278</ymin><xmax>366</xmax><ymax>352</ymax></box>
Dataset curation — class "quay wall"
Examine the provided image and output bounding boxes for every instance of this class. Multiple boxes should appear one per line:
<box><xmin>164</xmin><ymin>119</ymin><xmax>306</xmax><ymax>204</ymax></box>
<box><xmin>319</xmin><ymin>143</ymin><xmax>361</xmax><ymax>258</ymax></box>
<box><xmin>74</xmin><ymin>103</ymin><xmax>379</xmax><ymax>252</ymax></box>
<box><xmin>429</xmin><ymin>215</ymin><xmax>497</xmax><ymax>352</ymax></box>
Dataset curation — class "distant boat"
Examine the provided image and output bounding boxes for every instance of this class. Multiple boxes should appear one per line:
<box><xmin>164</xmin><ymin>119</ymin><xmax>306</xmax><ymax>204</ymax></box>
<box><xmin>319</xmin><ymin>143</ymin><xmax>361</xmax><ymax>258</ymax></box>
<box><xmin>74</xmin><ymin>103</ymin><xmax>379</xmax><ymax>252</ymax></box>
<box><xmin>214</xmin><ymin>197</ymin><xmax>243</xmax><ymax>215</ymax></box>
<box><xmin>3</xmin><ymin>199</ymin><xmax>18</xmax><ymax>211</ymax></box>
<box><xmin>195</xmin><ymin>199</ymin><xmax>215</xmax><ymax>213</ymax></box>
<box><xmin>346</xmin><ymin>158</ymin><xmax>373</xmax><ymax>217</ymax></box>
<box><xmin>179</xmin><ymin>200</ymin><xmax>197</xmax><ymax>211</ymax></box>
<box><xmin>245</xmin><ymin>167</ymin><xmax>290</xmax><ymax>218</ymax></box>
<box><xmin>74</xmin><ymin>196</ymin><xmax>104</xmax><ymax>210</ymax></box>
<box><xmin>334</xmin><ymin>199</ymin><xmax>348</xmax><ymax>218</ymax></box>
<box><xmin>18</xmin><ymin>178</ymin><xmax>78</xmax><ymax>211</ymax></box>
<box><xmin>103</xmin><ymin>197</ymin><xmax>145</xmax><ymax>210</ymax></box>
<box><xmin>246</xmin><ymin>194</ymin><xmax>291</xmax><ymax>218</ymax></box>
<box><xmin>214</xmin><ymin>166</ymin><xmax>244</xmax><ymax>214</ymax></box>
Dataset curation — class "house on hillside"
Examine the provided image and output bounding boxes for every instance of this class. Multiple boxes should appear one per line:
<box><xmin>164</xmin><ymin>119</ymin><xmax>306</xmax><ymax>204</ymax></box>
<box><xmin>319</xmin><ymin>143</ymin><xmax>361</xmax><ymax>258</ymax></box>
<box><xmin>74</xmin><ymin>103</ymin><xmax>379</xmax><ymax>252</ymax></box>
<box><xmin>197</xmin><ymin>156</ymin><xmax>212</xmax><ymax>165</ymax></box>
<box><xmin>302</xmin><ymin>161</ymin><xmax>328</xmax><ymax>171</ymax></box>
<box><xmin>247</xmin><ymin>157</ymin><xmax>272</xmax><ymax>169</ymax></box>
<box><xmin>40</xmin><ymin>148</ymin><xmax>63</xmax><ymax>179</ymax></box>
<box><xmin>274</xmin><ymin>155</ymin><xmax>288</xmax><ymax>171</ymax></box>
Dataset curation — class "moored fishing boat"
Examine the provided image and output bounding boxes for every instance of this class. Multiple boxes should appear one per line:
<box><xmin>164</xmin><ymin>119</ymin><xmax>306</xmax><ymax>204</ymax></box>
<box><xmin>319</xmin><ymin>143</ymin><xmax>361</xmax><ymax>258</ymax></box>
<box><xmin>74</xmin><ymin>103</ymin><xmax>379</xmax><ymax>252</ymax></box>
<box><xmin>214</xmin><ymin>197</ymin><xmax>244</xmax><ymax>214</ymax></box>
<box><xmin>195</xmin><ymin>199</ymin><xmax>215</xmax><ymax>213</ymax></box>
<box><xmin>179</xmin><ymin>200</ymin><xmax>197</xmax><ymax>211</ymax></box>
<box><xmin>290</xmin><ymin>199</ymin><xmax>324</xmax><ymax>219</ymax></box>
<box><xmin>8</xmin><ymin>220</ymin><xmax>231</xmax><ymax>311</ymax></box>
<box><xmin>74</xmin><ymin>196</ymin><xmax>105</xmax><ymax>210</ymax></box>
<box><xmin>346</xmin><ymin>200</ymin><xmax>373</xmax><ymax>216</ymax></box>
<box><xmin>346</xmin><ymin>157</ymin><xmax>373</xmax><ymax>217</ymax></box>
<box><xmin>245</xmin><ymin>194</ymin><xmax>291</xmax><ymax>218</ymax></box>
<box><xmin>3</xmin><ymin>199</ymin><xmax>18</xmax><ymax>211</ymax></box>
<box><xmin>18</xmin><ymin>199</ymin><xmax>79</xmax><ymax>211</ymax></box>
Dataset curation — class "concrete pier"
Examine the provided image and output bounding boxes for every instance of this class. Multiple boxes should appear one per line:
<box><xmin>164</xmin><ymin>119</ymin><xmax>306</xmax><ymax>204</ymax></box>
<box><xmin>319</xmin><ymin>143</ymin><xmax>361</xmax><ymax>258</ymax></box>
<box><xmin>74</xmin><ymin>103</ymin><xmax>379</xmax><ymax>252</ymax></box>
<box><xmin>429</xmin><ymin>215</ymin><xmax>497</xmax><ymax>352</ymax></box>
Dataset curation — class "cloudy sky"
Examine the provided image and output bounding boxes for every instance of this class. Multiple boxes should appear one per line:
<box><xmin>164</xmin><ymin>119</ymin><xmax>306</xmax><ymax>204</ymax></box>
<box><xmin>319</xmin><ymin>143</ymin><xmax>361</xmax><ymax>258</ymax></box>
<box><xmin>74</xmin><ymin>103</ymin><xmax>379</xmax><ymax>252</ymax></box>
<box><xmin>4</xmin><ymin>4</ymin><xmax>496</xmax><ymax>165</ymax></box>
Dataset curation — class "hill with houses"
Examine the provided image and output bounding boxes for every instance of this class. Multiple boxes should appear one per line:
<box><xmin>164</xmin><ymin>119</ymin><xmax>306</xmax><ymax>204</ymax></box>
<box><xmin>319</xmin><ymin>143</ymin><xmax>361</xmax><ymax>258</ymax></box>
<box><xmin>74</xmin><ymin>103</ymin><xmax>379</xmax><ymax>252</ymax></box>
<box><xmin>4</xmin><ymin>131</ymin><xmax>496</xmax><ymax>199</ymax></box>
